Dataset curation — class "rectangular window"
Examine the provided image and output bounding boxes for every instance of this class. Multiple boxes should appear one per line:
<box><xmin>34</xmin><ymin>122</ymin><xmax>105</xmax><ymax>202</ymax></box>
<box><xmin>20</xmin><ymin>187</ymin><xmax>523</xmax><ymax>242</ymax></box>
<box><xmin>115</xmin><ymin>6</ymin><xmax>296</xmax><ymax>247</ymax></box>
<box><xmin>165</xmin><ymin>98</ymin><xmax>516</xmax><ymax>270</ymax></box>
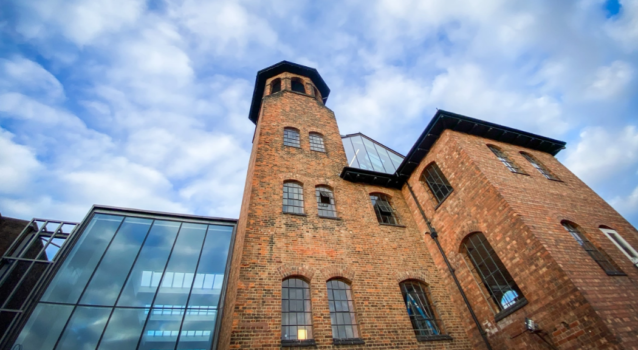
<box><xmin>327</xmin><ymin>280</ymin><xmax>359</xmax><ymax>341</ymax></box>
<box><xmin>599</xmin><ymin>228</ymin><xmax>638</xmax><ymax>266</ymax></box>
<box><xmin>309</xmin><ymin>133</ymin><xmax>325</xmax><ymax>152</ymax></box>
<box><xmin>422</xmin><ymin>163</ymin><xmax>454</xmax><ymax>205</ymax></box>
<box><xmin>284</xmin><ymin>128</ymin><xmax>300</xmax><ymax>148</ymax></box>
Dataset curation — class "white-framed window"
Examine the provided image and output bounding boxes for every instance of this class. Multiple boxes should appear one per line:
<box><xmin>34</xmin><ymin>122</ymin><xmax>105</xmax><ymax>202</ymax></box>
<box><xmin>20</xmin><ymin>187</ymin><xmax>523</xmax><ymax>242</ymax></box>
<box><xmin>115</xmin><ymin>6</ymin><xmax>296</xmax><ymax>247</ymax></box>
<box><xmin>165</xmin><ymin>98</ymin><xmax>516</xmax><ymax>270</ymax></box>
<box><xmin>599</xmin><ymin>227</ymin><xmax>638</xmax><ymax>266</ymax></box>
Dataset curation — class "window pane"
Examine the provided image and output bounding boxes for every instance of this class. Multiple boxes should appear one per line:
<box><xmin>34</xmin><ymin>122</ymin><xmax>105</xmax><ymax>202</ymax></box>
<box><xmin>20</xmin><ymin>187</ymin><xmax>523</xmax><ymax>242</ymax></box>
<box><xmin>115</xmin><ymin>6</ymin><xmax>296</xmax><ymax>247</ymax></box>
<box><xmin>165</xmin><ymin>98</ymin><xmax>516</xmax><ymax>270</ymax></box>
<box><xmin>42</xmin><ymin>214</ymin><xmax>124</xmax><ymax>304</ymax></box>
<box><xmin>423</xmin><ymin>164</ymin><xmax>453</xmax><ymax>204</ymax></box>
<box><xmin>98</xmin><ymin>307</ymin><xmax>148</xmax><ymax>350</ymax></box>
<box><xmin>81</xmin><ymin>217</ymin><xmax>153</xmax><ymax>306</ymax></box>
<box><xmin>282</xmin><ymin>278</ymin><xmax>312</xmax><ymax>340</ymax></box>
<box><xmin>374</xmin><ymin>144</ymin><xmax>396</xmax><ymax>173</ymax></box>
<box><xmin>343</xmin><ymin>138</ymin><xmax>359</xmax><ymax>168</ymax></box>
<box><xmin>309</xmin><ymin>133</ymin><xmax>325</xmax><ymax>152</ymax></box>
<box><xmin>139</xmin><ymin>307</ymin><xmax>184</xmax><ymax>350</ymax></box>
<box><xmin>176</xmin><ymin>308</ymin><xmax>216</xmax><ymax>349</ymax></box>
<box><xmin>350</xmin><ymin>136</ymin><xmax>373</xmax><ymax>171</ymax></box>
<box><xmin>118</xmin><ymin>221</ymin><xmax>181</xmax><ymax>307</ymax></box>
<box><xmin>283</xmin><ymin>128</ymin><xmax>300</xmax><ymax>148</ymax></box>
<box><xmin>361</xmin><ymin>137</ymin><xmax>386</xmax><ymax>173</ymax></box>
<box><xmin>283</xmin><ymin>182</ymin><xmax>304</xmax><ymax>214</ymax></box>
<box><xmin>326</xmin><ymin>280</ymin><xmax>358</xmax><ymax>339</ymax></box>
<box><xmin>13</xmin><ymin>303</ymin><xmax>74</xmax><ymax>350</ymax></box>
<box><xmin>57</xmin><ymin>306</ymin><xmax>111</xmax><ymax>349</ymax></box>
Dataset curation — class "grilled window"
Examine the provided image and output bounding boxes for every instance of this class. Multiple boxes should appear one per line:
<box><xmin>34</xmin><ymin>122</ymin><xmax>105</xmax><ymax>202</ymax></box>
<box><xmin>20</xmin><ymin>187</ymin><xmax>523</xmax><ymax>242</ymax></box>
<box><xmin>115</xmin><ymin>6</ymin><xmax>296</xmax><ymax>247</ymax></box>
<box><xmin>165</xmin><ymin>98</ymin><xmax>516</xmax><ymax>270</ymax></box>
<box><xmin>309</xmin><ymin>133</ymin><xmax>326</xmax><ymax>152</ymax></box>
<box><xmin>370</xmin><ymin>193</ymin><xmax>399</xmax><ymax>225</ymax></box>
<box><xmin>283</xmin><ymin>182</ymin><xmax>304</xmax><ymax>214</ymax></box>
<box><xmin>463</xmin><ymin>232</ymin><xmax>524</xmax><ymax>312</ymax></box>
<box><xmin>488</xmin><ymin>145</ymin><xmax>526</xmax><ymax>174</ymax></box>
<box><xmin>281</xmin><ymin>278</ymin><xmax>313</xmax><ymax>341</ymax></box>
<box><xmin>327</xmin><ymin>279</ymin><xmax>359</xmax><ymax>340</ymax></box>
<box><xmin>520</xmin><ymin>152</ymin><xmax>559</xmax><ymax>180</ymax></box>
<box><xmin>283</xmin><ymin>128</ymin><xmax>300</xmax><ymax>148</ymax></box>
<box><xmin>400</xmin><ymin>281</ymin><xmax>442</xmax><ymax>338</ymax></box>
<box><xmin>291</xmin><ymin>78</ymin><xmax>306</xmax><ymax>94</ymax></box>
<box><xmin>422</xmin><ymin>163</ymin><xmax>454</xmax><ymax>204</ymax></box>
<box><xmin>599</xmin><ymin>227</ymin><xmax>638</xmax><ymax>266</ymax></box>
<box><xmin>271</xmin><ymin>78</ymin><xmax>281</xmax><ymax>94</ymax></box>
<box><xmin>316</xmin><ymin>186</ymin><xmax>337</xmax><ymax>218</ymax></box>
<box><xmin>562</xmin><ymin>222</ymin><xmax>624</xmax><ymax>275</ymax></box>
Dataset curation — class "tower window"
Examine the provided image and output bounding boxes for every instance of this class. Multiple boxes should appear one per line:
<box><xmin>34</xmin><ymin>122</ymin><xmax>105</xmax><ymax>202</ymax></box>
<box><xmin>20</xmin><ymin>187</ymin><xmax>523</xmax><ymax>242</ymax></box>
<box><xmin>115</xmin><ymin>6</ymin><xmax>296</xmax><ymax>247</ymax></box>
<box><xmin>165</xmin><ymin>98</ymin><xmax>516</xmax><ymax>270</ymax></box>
<box><xmin>562</xmin><ymin>222</ymin><xmax>624</xmax><ymax>275</ymax></box>
<box><xmin>599</xmin><ymin>227</ymin><xmax>638</xmax><ymax>267</ymax></box>
<box><xmin>520</xmin><ymin>152</ymin><xmax>559</xmax><ymax>180</ymax></box>
<box><xmin>283</xmin><ymin>181</ymin><xmax>304</xmax><ymax>214</ymax></box>
<box><xmin>463</xmin><ymin>232</ymin><xmax>525</xmax><ymax>313</ymax></box>
<box><xmin>487</xmin><ymin>145</ymin><xmax>526</xmax><ymax>174</ymax></box>
<box><xmin>327</xmin><ymin>279</ymin><xmax>360</xmax><ymax>341</ymax></box>
<box><xmin>281</xmin><ymin>278</ymin><xmax>313</xmax><ymax>342</ymax></box>
<box><xmin>316</xmin><ymin>186</ymin><xmax>337</xmax><ymax>218</ymax></box>
<box><xmin>291</xmin><ymin>78</ymin><xmax>306</xmax><ymax>94</ymax></box>
<box><xmin>400</xmin><ymin>280</ymin><xmax>443</xmax><ymax>338</ymax></box>
<box><xmin>271</xmin><ymin>78</ymin><xmax>281</xmax><ymax>94</ymax></box>
<box><xmin>283</xmin><ymin>128</ymin><xmax>300</xmax><ymax>148</ymax></box>
<box><xmin>422</xmin><ymin>163</ymin><xmax>453</xmax><ymax>205</ymax></box>
<box><xmin>309</xmin><ymin>133</ymin><xmax>325</xmax><ymax>152</ymax></box>
<box><xmin>370</xmin><ymin>193</ymin><xmax>399</xmax><ymax>225</ymax></box>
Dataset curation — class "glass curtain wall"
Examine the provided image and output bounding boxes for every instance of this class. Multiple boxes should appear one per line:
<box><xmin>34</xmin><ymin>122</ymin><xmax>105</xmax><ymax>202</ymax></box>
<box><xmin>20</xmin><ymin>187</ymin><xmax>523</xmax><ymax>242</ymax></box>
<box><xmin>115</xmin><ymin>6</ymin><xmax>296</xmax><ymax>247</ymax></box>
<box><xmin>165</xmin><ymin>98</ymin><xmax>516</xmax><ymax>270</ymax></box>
<box><xmin>13</xmin><ymin>210</ymin><xmax>234</xmax><ymax>350</ymax></box>
<box><xmin>342</xmin><ymin>134</ymin><xmax>404</xmax><ymax>174</ymax></box>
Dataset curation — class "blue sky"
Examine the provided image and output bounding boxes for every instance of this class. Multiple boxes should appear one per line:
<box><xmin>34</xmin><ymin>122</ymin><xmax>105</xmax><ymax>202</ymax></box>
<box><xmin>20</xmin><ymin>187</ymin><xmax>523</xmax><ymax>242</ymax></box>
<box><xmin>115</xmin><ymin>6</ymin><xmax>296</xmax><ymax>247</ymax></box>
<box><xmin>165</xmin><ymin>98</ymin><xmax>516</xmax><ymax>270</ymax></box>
<box><xmin>1</xmin><ymin>0</ymin><xmax>637</xmax><ymax>228</ymax></box>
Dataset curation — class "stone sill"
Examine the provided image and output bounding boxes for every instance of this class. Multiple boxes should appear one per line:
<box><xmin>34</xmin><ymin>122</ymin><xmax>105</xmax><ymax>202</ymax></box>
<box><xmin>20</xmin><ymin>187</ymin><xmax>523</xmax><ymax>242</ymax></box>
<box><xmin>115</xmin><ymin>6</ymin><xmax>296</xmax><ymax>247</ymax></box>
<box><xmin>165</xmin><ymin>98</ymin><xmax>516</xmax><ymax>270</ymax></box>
<box><xmin>416</xmin><ymin>334</ymin><xmax>453</xmax><ymax>342</ymax></box>
<box><xmin>281</xmin><ymin>339</ymin><xmax>317</xmax><ymax>347</ymax></box>
<box><xmin>283</xmin><ymin>212</ymin><xmax>307</xmax><ymax>217</ymax></box>
<box><xmin>495</xmin><ymin>298</ymin><xmax>528</xmax><ymax>322</ymax></box>
<box><xmin>318</xmin><ymin>215</ymin><xmax>342</xmax><ymax>220</ymax></box>
<box><xmin>333</xmin><ymin>338</ymin><xmax>365</xmax><ymax>346</ymax></box>
<box><xmin>379</xmin><ymin>223</ymin><xmax>406</xmax><ymax>228</ymax></box>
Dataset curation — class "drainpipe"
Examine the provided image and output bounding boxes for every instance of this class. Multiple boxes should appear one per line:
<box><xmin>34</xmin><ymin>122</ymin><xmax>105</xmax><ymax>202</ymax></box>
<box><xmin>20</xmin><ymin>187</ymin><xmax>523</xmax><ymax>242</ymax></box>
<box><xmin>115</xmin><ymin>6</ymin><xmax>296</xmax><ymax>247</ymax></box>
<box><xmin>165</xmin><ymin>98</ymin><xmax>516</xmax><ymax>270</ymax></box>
<box><xmin>406</xmin><ymin>182</ymin><xmax>493</xmax><ymax>350</ymax></box>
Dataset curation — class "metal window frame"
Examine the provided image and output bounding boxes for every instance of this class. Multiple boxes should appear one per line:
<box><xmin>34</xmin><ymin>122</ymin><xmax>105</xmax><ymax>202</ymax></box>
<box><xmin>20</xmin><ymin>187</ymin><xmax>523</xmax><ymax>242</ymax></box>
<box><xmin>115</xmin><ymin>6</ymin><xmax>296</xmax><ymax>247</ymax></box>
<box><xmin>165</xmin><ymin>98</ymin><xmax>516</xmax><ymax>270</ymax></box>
<box><xmin>309</xmin><ymin>133</ymin><xmax>326</xmax><ymax>152</ymax></box>
<box><xmin>422</xmin><ymin>163</ymin><xmax>454</xmax><ymax>205</ymax></box>
<box><xmin>370</xmin><ymin>194</ymin><xmax>399</xmax><ymax>225</ymax></box>
<box><xmin>284</xmin><ymin>182</ymin><xmax>305</xmax><ymax>214</ymax></box>
<box><xmin>326</xmin><ymin>279</ymin><xmax>360</xmax><ymax>340</ymax></box>
<box><xmin>562</xmin><ymin>222</ymin><xmax>625</xmax><ymax>275</ymax></box>
<box><xmin>283</xmin><ymin>128</ymin><xmax>301</xmax><ymax>148</ymax></box>
<box><xmin>487</xmin><ymin>145</ymin><xmax>526</xmax><ymax>174</ymax></box>
<box><xmin>599</xmin><ymin>228</ymin><xmax>638</xmax><ymax>266</ymax></box>
<box><xmin>281</xmin><ymin>277</ymin><xmax>313</xmax><ymax>341</ymax></box>
<box><xmin>520</xmin><ymin>152</ymin><xmax>560</xmax><ymax>181</ymax></box>
<box><xmin>399</xmin><ymin>280</ymin><xmax>444</xmax><ymax>337</ymax></box>
<box><xmin>315</xmin><ymin>186</ymin><xmax>337</xmax><ymax>218</ymax></box>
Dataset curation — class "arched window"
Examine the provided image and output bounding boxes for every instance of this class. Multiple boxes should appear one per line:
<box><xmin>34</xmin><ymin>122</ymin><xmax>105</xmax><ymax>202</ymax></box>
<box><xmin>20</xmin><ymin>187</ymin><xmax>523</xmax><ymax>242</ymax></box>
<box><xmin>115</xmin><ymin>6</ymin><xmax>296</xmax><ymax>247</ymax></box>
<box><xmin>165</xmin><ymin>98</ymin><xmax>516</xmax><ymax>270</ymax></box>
<box><xmin>291</xmin><ymin>78</ymin><xmax>306</xmax><ymax>94</ymax></box>
<box><xmin>463</xmin><ymin>232</ymin><xmax>525</xmax><ymax>313</ymax></box>
<box><xmin>309</xmin><ymin>133</ymin><xmax>325</xmax><ymax>152</ymax></box>
<box><xmin>599</xmin><ymin>226</ymin><xmax>638</xmax><ymax>266</ymax></box>
<box><xmin>327</xmin><ymin>279</ymin><xmax>360</xmax><ymax>341</ymax></box>
<box><xmin>283</xmin><ymin>127</ymin><xmax>300</xmax><ymax>148</ymax></box>
<box><xmin>316</xmin><ymin>186</ymin><xmax>336</xmax><ymax>218</ymax></box>
<box><xmin>422</xmin><ymin>163</ymin><xmax>453</xmax><ymax>204</ymax></box>
<box><xmin>399</xmin><ymin>280</ymin><xmax>443</xmax><ymax>338</ymax></box>
<box><xmin>271</xmin><ymin>78</ymin><xmax>281</xmax><ymax>94</ymax></box>
<box><xmin>282</xmin><ymin>277</ymin><xmax>313</xmax><ymax>342</ymax></box>
<box><xmin>487</xmin><ymin>145</ymin><xmax>526</xmax><ymax>174</ymax></box>
<box><xmin>520</xmin><ymin>152</ymin><xmax>559</xmax><ymax>180</ymax></box>
<box><xmin>370</xmin><ymin>193</ymin><xmax>399</xmax><ymax>225</ymax></box>
<box><xmin>283</xmin><ymin>181</ymin><xmax>304</xmax><ymax>214</ymax></box>
<box><xmin>562</xmin><ymin>222</ymin><xmax>624</xmax><ymax>275</ymax></box>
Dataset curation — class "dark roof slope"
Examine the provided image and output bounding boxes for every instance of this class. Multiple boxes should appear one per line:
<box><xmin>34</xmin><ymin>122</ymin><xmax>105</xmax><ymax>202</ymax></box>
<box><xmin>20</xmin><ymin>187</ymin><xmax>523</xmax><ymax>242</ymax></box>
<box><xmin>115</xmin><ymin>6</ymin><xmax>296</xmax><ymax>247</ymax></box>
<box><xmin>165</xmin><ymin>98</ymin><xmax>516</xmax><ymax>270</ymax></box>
<box><xmin>248</xmin><ymin>61</ymin><xmax>331</xmax><ymax>124</ymax></box>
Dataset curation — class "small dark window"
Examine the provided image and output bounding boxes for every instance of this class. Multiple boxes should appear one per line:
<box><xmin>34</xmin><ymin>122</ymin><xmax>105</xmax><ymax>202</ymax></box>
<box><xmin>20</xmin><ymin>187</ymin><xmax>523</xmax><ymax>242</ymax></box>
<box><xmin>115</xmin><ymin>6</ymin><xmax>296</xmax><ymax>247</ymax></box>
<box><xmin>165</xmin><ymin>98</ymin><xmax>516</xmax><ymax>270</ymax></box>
<box><xmin>283</xmin><ymin>181</ymin><xmax>304</xmax><ymax>214</ymax></box>
<box><xmin>271</xmin><ymin>78</ymin><xmax>281</xmax><ymax>94</ymax></box>
<box><xmin>562</xmin><ymin>222</ymin><xmax>624</xmax><ymax>275</ymax></box>
<box><xmin>488</xmin><ymin>145</ymin><xmax>526</xmax><ymax>174</ymax></box>
<box><xmin>520</xmin><ymin>152</ymin><xmax>559</xmax><ymax>180</ymax></box>
<box><xmin>282</xmin><ymin>278</ymin><xmax>313</xmax><ymax>341</ymax></box>
<box><xmin>327</xmin><ymin>279</ymin><xmax>360</xmax><ymax>340</ymax></box>
<box><xmin>400</xmin><ymin>280</ymin><xmax>443</xmax><ymax>338</ymax></box>
<box><xmin>316</xmin><ymin>186</ymin><xmax>336</xmax><ymax>218</ymax></box>
<box><xmin>422</xmin><ymin>163</ymin><xmax>453</xmax><ymax>205</ymax></box>
<box><xmin>313</xmin><ymin>87</ymin><xmax>320</xmax><ymax>100</ymax></box>
<box><xmin>283</xmin><ymin>128</ymin><xmax>300</xmax><ymax>148</ymax></box>
<box><xmin>370</xmin><ymin>193</ymin><xmax>399</xmax><ymax>225</ymax></box>
<box><xmin>309</xmin><ymin>133</ymin><xmax>325</xmax><ymax>152</ymax></box>
<box><xmin>463</xmin><ymin>232</ymin><xmax>525</xmax><ymax>312</ymax></box>
<box><xmin>291</xmin><ymin>78</ymin><xmax>306</xmax><ymax>94</ymax></box>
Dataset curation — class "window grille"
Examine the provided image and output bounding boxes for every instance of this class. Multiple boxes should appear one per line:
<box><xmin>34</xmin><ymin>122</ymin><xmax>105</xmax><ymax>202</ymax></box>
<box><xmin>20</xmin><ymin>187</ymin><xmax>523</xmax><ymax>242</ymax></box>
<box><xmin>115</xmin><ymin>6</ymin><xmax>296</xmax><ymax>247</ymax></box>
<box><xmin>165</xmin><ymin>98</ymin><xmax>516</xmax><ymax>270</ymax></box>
<box><xmin>283</xmin><ymin>182</ymin><xmax>304</xmax><ymax>214</ymax></box>
<box><xmin>327</xmin><ymin>280</ymin><xmax>359</xmax><ymax>340</ymax></box>
<box><xmin>520</xmin><ymin>152</ymin><xmax>559</xmax><ymax>180</ymax></box>
<box><xmin>599</xmin><ymin>227</ymin><xmax>638</xmax><ymax>266</ymax></box>
<box><xmin>399</xmin><ymin>281</ymin><xmax>442</xmax><ymax>337</ymax></box>
<box><xmin>281</xmin><ymin>278</ymin><xmax>313</xmax><ymax>341</ymax></box>
<box><xmin>487</xmin><ymin>145</ymin><xmax>526</xmax><ymax>174</ymax></box>
<box><xmin>309</xmin><ymin>133</ymin><xmax>326</xmax><ymax>152</ymax></box>
<box><xmin>370</xmin><ymin>194</ymin><xmax>399</xmax><ymax>225</ymax></box>
<box><xmin>283</xmin><ymin>128</ymin><xmax>300</xmax><ymax>148</ymax></box>
<box><xmin>291</xmin><ymin>78</ymin><xmax>306</xmax><ymax>94</ymax></box>
<box><xmin>463</xmin><ymin>233</ymin><xmax>524</xmax><ymax>312</ymax></box>
<box><xmin>422</xmin><ymin>163</ymin><xmax>454</xmax><ymax>204</ymax></box>
<box><xmin>316</xmin><ymin>186</ymin><xmax>337</xmax><ymax>218</ymax></box>
<box><xmin>271</xmin><ymin>78</ymin><xmax>281</xmax><ymax>94</ymax></box>
<box><xmin>562</xmin><ymin>222</ymin><xmax>624</xmax><ymax>275</ymax></box>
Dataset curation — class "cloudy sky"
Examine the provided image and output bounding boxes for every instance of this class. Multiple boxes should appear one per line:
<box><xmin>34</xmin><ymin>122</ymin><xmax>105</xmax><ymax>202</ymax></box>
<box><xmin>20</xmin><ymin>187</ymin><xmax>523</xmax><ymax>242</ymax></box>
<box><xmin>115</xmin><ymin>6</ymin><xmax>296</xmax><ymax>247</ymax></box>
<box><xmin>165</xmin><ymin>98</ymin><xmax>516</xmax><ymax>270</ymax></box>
<box><xmin>1</xmin><ymin>0</ymin><xmax>637</xmax><ymax>228</ymax></box>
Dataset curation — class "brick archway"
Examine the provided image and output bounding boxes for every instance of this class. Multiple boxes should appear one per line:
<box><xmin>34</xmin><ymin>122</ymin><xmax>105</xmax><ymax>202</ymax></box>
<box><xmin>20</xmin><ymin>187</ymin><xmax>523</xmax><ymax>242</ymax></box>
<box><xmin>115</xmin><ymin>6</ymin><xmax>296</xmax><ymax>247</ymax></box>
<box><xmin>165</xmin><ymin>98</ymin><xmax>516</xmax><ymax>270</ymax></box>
<box><xmin>277</xmin><ymin>264</ymin><xmax>315</xmax><ymax>281</ymax></box>
<box><xmin>319</xmin><ymin>265</ymin><xmax>356</xmax><ymax>282</ymax></box>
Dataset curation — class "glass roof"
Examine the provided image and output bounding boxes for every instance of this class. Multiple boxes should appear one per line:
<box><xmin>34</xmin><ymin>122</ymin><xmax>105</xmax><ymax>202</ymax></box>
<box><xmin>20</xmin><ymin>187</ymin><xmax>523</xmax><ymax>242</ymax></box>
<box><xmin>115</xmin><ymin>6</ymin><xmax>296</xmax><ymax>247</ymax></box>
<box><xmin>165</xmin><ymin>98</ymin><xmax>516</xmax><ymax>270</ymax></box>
<box><xmin>342</xmin><ymin>134</ymin><xmax>404</xmax><ymax>174</ymax></box>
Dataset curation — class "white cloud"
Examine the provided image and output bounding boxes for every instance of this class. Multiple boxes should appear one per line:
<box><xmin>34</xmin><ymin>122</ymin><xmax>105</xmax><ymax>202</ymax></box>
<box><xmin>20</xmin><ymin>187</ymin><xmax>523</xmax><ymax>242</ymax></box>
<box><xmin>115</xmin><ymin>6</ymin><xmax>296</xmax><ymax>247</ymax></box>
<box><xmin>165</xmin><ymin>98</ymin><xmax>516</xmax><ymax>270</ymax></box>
<box><xmin>610</xmin><ymin>185</ymin><xmax>638</xmax><ymax>220</ymax></box>
<box><xmin>0</xmin><ymin>57</ymin><xmax>64</xmax><ymax>101</ymax></box>
<box><xmin>606</xmin><ymin>0</ymin><xmax>638</xmax><ymax>51</ymax></box>
<box><xmin>0</xmin><ymin>128</ymin><xmax>42</xmax><ymax>195</ymax></box>
<box><xmin>585</xmin><ymin>61</ymin><xmax>634</xmax><ymax>100</ymax></box>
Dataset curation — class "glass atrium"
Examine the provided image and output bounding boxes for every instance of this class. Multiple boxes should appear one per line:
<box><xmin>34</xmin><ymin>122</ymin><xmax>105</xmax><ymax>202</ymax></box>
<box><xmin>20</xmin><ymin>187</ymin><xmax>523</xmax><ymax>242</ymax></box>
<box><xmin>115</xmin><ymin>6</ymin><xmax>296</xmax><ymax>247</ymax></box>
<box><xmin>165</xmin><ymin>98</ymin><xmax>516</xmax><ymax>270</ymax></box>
<box><xmin>342</xmin><ymin>134</ymin><xmax>404</xmax><ymax>174</ymax></box>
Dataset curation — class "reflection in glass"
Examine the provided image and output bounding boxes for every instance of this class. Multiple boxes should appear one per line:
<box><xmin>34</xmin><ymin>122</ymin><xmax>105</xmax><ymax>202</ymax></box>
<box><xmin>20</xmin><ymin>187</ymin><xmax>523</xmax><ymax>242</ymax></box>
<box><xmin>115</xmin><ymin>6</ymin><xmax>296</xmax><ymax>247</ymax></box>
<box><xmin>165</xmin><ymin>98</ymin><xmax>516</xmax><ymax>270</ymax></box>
<box><xmin>117</xmin><ymin>221</ymin><xmax>181</xmax><ymax>307</ymax></box>
<box><xmin>42</xmin><ymin>214</ymin><xmax>124</xmax><ymax>304</ymax></box>
<box><xmin>98</xmin><ymin>308</ymin><xmax>147</xmax><ymax>350</ymax></box>
<box><xmin>176</xmin><ymin>308</ymin><xmax>217</xmax><ymax>349</ymax></box>
<box><xmin>343</xmin><ymin>138</ymin><xmax>359</xmax><ymax>168</ymax></box>
<box><xmin>341</xmin><ymin>134</ymin><xmax>405</xmax><ymax>174</ymax></box>
<box><xmin>13</xmin><ymin>303</ymin><xmax>73</xmax><ymax>350</ymax></box>
<box><xmin>57</xmin><ymin>306</ymin><xmax>111</xmax><ymax>349</ymax></box>
<box><xmin>139</xmin><ymin>307</ymin><xmax>184</xmax><ymax>350</ymax></box>
<box><xmin>349</xmin><ymin>136</ymin><xmax>373</xmax><ymax>171</ymax></box>
<box><xmin>187</xmin><ymin>225</ymin><xmax>232</xmax><ymax>308</ymax></box>
<box><xmin>81</xmin><ymin>217</ymin><xmax>153</xmax><ymax>306</ymax></box>
<box><xmin>361</xmin><ymin>137</ymin><xmax>386</xmax><ymax>172</ymax></box>
<box><xmin>374</xmin><ymin>143</ymin><xmax>396</xmax><ymax>173</ymax></box>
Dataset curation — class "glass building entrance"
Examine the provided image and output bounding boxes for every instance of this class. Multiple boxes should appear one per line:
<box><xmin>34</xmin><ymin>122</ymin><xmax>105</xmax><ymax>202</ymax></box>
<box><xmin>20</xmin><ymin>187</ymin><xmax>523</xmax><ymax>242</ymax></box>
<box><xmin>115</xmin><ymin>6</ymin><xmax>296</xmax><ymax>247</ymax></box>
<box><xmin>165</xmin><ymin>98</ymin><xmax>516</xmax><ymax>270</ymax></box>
<box><xmin>12</xmin><ymin>208</ymin><xmax>235</xmax><ymax>350</ymax></box>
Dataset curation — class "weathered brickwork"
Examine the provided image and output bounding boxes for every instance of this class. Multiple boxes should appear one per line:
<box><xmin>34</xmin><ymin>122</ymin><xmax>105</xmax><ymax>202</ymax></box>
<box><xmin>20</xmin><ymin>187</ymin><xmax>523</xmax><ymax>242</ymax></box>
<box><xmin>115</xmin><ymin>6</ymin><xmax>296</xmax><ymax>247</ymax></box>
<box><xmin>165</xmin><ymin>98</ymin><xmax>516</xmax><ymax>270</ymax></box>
<box><xmin>220</xmin><ymin>72</ymin><xmax>473</xmax><ymax>349</ymax></box>
<box><xmin>404</xmin><ymin>130</ymin><xmax>638</xmax><ymax>349</ymax></box>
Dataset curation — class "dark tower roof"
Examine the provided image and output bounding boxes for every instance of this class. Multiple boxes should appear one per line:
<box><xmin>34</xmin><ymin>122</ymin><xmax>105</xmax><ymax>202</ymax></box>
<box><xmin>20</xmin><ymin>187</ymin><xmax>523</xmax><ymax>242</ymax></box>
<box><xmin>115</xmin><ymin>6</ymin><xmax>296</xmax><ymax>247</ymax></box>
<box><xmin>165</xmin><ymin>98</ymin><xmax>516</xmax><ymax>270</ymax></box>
<box><xmin>248</xmin><ymin>61</ymin><xmax>331</xmax><ymax>125</ymax></box>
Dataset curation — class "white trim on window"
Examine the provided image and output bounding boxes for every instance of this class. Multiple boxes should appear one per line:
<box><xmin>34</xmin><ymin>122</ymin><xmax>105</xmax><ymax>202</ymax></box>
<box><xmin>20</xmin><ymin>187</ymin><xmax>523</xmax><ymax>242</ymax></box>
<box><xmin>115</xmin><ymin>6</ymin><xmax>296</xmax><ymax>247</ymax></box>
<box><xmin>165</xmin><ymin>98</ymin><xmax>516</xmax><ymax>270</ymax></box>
<box><xmin>599</xmin><ymin>228</ymin><xmax>638</xmax><ymax>266</ymax></box>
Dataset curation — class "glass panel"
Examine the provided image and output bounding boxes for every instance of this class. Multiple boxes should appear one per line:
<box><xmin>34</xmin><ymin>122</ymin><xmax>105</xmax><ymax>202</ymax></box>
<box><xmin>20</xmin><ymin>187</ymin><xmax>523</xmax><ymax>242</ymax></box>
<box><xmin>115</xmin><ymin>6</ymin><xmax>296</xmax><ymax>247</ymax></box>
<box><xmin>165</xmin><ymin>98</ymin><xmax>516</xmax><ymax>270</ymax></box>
<box><xmin>176</xmin><ymin>308</ymin><xmax>216</xmax><ymax>349</ymax></box>
<box><xmin>139</xmin><ymin>307</ymin><xmax>184</xmax><ymax>350</ymax></box>
<box><xmin>343</xmin><ymin>138</ymin><xmax>360</xmax><ymax>168</ymax></box>
<box><xmin>374</xmin><ymin>144</ymin><xmax>396</xmax><ymax>173</ymax></box>
<box><xmin>56</xmin><ymin>306</ymin><xmax>111</xmax><ymax>349</ymax></box>
<box><xmin>154</xmin><ymin>223</ymin><xmax>207</xmax><ymax>307</ymax></box>
<box><xmin>13</xmin><ymin>303</ymin><xmax>74</xmax><ymax>350</ymax></box>
<box><xmin>98</xmin><ymin>308</ymin><xmax>148</xmax><ymax>350</ymax></box>
<box><xmin>350</xmin><ymin>136</ymin><xmax>373</xmax><ymax>171</ymax></box>
<box><xmin>81</xmin><ymin>217</ymin><xmax>153</xmax><ymax>306</ymax></box>
<box><xmin>118</xmin><ymin>221</ymin><xmax>181</xmax><ymax>307</ymax></box>
<box><xmin>42</xmin><ymin>214</ymin><xmax>124</xmax><ymax>304</ymax></box>
<box><xmin>389</xmin><ymin>152</ymin><xmax>404</xmax><ymax>170</ymax></box>
<box><xmin>361</xmin><ymin>137</ymin><xmax>386</xmax><ymax>173</ymax></box>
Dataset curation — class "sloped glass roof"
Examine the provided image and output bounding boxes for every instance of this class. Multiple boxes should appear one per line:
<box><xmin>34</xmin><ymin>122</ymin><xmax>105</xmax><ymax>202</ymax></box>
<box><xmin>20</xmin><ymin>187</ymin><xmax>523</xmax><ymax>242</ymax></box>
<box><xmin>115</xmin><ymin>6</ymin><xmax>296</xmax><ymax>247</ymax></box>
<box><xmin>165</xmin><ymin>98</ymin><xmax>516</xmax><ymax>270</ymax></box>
<box><xmin>342</xmin><ymin>133</ymin><xmax>404</xmax><ymax>174</ymax></box>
